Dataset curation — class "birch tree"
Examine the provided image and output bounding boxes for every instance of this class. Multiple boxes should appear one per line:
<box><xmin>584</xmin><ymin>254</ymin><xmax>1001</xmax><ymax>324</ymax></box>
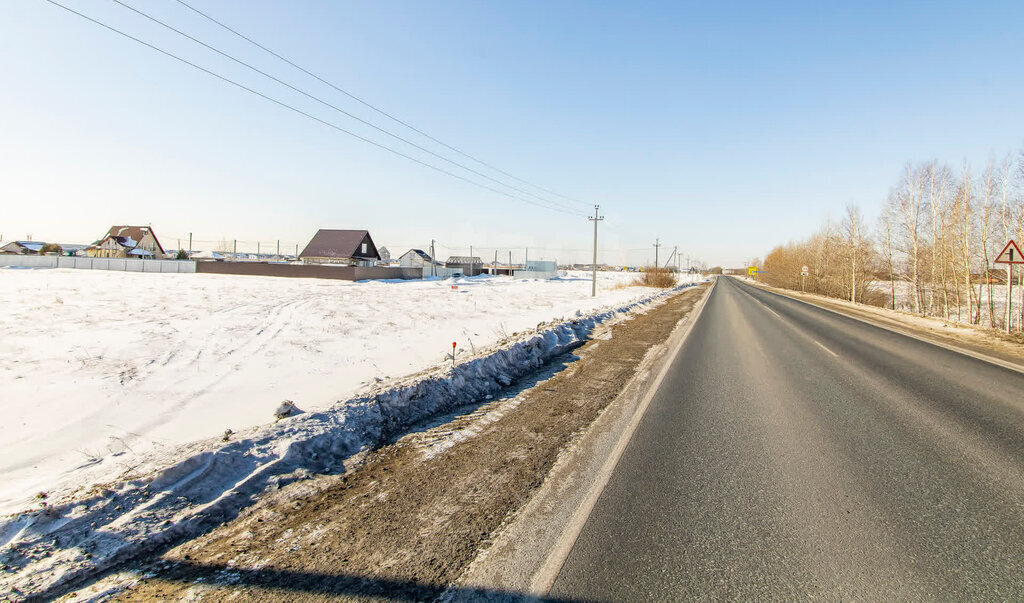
<box><xmin>843</xmin><ymin>204</ymin><xmax>864</xmax><ymax>303</ymax></box>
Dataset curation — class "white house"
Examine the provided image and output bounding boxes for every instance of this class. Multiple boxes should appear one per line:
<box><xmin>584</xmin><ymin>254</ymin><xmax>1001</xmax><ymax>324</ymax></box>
<box><xmin>399</xmin><ymin>249</ymin><xmax>434</xmax><ymax>268</ymax></box>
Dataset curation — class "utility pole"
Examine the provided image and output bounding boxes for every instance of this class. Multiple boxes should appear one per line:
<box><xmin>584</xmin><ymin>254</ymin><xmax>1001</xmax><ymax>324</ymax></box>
<box><xmin>188</xmin><ymin>232</ymin><xmax>192</xmax><ymax>257</ymax></box>
<box><xmin>431</xmin><ymin>239</ymin><xmax>436</xmax><ymax>277</ymax></box>
<box><xmin>589</xmin><ymin>205</ymin><xmax>604</xmax><ymax>297</ymax></box>
<box><xmin>525</xmin><ymin>247</ymin><xmax>528</xmax><ymax>266</ymax></box>
<box><xmin>277</xmin><ymin>240</ymin><xmax>280</xmax><ymax>257</ymax></box>
<box><xmin>493</xmin><ymin>250</ymin><xmax>497</xmax><ymax>273</ymax></box>
<box><xmin>654</xmin><ymin>238</ymin><xmax>661</xmax><ymax>268</ymax></box>
<box><xmin>233</xmin><ymin>240</ymin><xmax>237</xmax><ymax>257</ymax></box>
<box><xmin>664</xmin><ymin>245</ymin><xmax>677</xmax><ymax>269</ymax></box>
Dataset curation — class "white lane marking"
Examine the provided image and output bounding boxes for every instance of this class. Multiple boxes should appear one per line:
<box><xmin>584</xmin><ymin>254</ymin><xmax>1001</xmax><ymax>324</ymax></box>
<box><xmin>734</xmin><ymin>279</ymin><xmax>839</xmax><ymax>358</ymax></box>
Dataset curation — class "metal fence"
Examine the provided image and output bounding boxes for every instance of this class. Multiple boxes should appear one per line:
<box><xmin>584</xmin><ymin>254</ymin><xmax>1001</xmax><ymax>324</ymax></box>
<box><xmin>0</xmin><ymin>255</ymin><xmax>196</xmax><ymax>273</ymax></box>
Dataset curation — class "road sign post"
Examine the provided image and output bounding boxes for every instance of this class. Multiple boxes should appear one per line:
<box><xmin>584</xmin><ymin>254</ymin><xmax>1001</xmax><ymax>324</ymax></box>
<box><xmin>995</xmin><ymin>240</ymin><xmax>1024</xmax><ymax>333</ymax></box>
<box><xmin>801</xmin><ymin>265</ymin><xmax>809</xmax><ymax>292</ymax></box>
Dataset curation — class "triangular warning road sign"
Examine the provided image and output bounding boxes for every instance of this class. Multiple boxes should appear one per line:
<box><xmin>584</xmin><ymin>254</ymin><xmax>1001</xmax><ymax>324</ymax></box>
<box><xmin>995</xmin><ymin>240</ymin><xmax>1024</xmax><ymax>264</ymax></box>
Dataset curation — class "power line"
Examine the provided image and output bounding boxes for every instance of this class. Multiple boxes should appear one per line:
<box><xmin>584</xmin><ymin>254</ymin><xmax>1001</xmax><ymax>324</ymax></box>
<box><xmin>173</xmin><ymin>0</ymin><xmax>591</xmax><ymax>210</ymax></box>
<box><xmin>42</xmin><ymin>0</ymin><xmax>584</xmax><ymax>217</ymax></box>
<box><xmin>112</xmin><ymin>0</ymin><xmax>584</xmax><ymax>215</ymax></box>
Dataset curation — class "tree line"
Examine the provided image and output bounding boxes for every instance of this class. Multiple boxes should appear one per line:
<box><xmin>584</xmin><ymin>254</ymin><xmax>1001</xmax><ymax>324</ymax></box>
<box><xmin>758</xmin><ymin>150</ymin><xmax>1024</xmax><ymax>332</ymax></box>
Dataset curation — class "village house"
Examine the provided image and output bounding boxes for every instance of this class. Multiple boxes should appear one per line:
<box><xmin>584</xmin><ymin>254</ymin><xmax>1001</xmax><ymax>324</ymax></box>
<box><xmin>0</xmin><ymin>241</ymin><xmax>46</xmax><ymax>255</ymax></box>
<box><xmin>298</xmin><ymin>229</ymin><xmax>380</xmax><ymax>266</ymax></box>
<box><xmin>399</xmin><ymin>249</ymin><xmax>435</xmax><ymax>268</ymax></box>
<box><xmin>87</xmin><ymin>225</ymin><xmax>166</xmax><ymax>259</ymax></box>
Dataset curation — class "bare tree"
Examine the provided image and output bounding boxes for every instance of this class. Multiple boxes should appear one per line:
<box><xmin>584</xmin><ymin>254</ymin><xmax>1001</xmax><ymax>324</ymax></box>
<box><xmin>881</xmin><ymin>206</ymin><xmax>897</xmax><ymax>310</ymax></box>
<box><xmin>843</xmin><ymin>204</ymin><xmax>864</xmax><ymax>303</ymax></box>
<box><xmin>998</xmin><ymin>156</ymin><xmax>1013</xmax><ymax>332</ymax></box>
<box><xmin>980</xmin><ymin>158</ymin><xmax>999</xmax><ymax>327</ymax></box>
<box><xmin>894</xmin><ymin>164</ymin><xmax>925</xmax><ymax>313</ymax></box>
<box><xmin>958</xmin><ymin>165</ymin><xmax>977</xmax><ymax>324</ymax></box>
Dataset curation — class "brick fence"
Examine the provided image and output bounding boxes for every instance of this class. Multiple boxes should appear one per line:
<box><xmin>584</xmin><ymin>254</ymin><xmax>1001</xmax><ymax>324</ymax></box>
<box><xmin>195</xmin><ymin>262</ymin><xmax>422</xmax><ymax>281</ymax></box>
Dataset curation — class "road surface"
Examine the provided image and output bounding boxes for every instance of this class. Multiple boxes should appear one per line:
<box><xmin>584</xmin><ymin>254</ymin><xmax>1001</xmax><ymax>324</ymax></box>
<box><xmin>550</xmin><ymin>276</ymin><xmax>1024</xmax><ymax>600</ymax></box>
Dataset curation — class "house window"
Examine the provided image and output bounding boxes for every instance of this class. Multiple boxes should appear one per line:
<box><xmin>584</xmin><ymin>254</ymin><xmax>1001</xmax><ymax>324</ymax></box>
<box><xmin>361</xmin><ymin>243</ymin><xmax>367</xmax><ymax>254</ymax></box>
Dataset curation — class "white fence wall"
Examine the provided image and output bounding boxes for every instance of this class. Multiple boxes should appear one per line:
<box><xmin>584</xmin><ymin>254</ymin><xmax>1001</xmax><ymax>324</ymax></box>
<box><xmin>513</xmin><ymin>269</ymin><xmax>559</xmax><ymax>279</ymax></box>
<box><xmin>422</xmin><ymin>266</ymin><xmax>466</xmax><ymax>279</ymax></box>
<box><xmin>0</xmin><ymin>255</ymin><xmax>196</xmax><ymax>273</ymax></box>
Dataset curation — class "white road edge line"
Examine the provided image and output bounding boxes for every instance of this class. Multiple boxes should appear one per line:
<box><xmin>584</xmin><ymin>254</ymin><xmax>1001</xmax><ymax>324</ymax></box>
<box><xmin>740</xmin><ymin>278</ymin><xmax>1024</xmax><ymax>376</ymax></box>
<box><xmin>814</xmin><ymin>340</ymin><xmax>839</xmax><ymax>357</ymax></box>
<box><xmin>531</xmin><ymin>279</ymin><xmax>717</xmax><ymax>594</ymax></box>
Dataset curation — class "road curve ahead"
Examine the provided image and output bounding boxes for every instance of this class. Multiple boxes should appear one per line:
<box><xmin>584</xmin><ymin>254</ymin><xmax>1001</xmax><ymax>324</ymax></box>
<box><xmin>550</xmin><ymin>276</ymin><xmax>1024</xmax><ymax>601</ymax></box>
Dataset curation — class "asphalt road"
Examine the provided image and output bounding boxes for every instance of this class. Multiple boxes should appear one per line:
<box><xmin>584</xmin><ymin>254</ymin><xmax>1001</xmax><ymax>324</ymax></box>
<box><xmin>550</xmin><ymin>276</ymin><xmax>1024</xmax><ymax>601</ymax></box>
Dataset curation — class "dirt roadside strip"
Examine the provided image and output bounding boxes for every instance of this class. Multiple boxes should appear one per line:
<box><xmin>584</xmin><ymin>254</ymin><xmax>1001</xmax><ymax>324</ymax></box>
<box><xmin>77</xmin><ymin>283</ymin><xmax>710</xmax><ymax>602</ymax></box>
<box><xmin>743</xmin><ymin>277</ymin><xmax>1024</xmax><ymax>373</ymax></box>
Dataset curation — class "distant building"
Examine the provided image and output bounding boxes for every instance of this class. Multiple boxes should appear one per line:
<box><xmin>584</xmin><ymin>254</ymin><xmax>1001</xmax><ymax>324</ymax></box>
<box><xmin>399</xmin><ymin>249</ymin><xmax>434</xmax><ymax>268</ymax></box>
<box><xmin>445</xmin><ymin>256</ymin><xmax>484</xmax><ymax>276</ymax></box>
<box><xmin>298</xmin><ymin>229</ymin><xmax>380</xmax><ymax>266</ymax></box>
<box><xmin>515</xmin><ymin>260</ymin><xmax>559</xmax><ymax>279</ymax></box>
<box><xmin>0</xmin><ymin>241</ymin><xmax>46</xmax><ymax>255</ymax></box>
<box><xmin>87</xmin><ymin>225</ymin><xmax>166</xmax><ymax>259</ymax></box>
<box><xmin>58</xmin><ymin>244</ymin><xmax>89</xmax><ymax>257</ymax></box>
<box><xmin>190</xmin><ymin>250</ymin><xmax>226</xmax><ymax>261</ymax></box>
<box><xmin>378</xmin><ymin>246</ymin><xmax>392</xmax><ymax>262</ymax></box>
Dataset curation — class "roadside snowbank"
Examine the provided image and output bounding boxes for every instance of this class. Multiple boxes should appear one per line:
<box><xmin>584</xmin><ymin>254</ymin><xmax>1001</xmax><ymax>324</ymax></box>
<box><xmin>0</xmin><ymin>269</ymin><xmax>701</xmax><ymax>598</ymax></box>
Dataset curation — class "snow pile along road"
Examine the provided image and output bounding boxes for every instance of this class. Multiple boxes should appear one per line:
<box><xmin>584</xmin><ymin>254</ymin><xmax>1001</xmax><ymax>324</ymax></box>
<box><xmin>0</xmin><ymin>268</ymin><xmax>701</xmax><ymax>598</ymax></box>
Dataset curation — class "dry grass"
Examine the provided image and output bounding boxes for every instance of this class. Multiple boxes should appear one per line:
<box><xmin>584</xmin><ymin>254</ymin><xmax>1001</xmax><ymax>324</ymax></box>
<box><xmin>633</xmin><ymin>266</ymin><xmax>678</xmax><ymax>288</ymax></box>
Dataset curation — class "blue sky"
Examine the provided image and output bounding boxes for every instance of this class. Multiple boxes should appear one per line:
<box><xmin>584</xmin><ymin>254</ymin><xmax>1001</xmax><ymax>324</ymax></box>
<box><xmin>2</xmin><ymin>1</ymin><xmax>1022</xmax><ymax>266</ymax></box>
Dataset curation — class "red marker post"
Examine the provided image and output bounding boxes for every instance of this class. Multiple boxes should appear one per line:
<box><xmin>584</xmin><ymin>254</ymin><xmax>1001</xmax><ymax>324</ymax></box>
<box><xmin>451</xmin><ymin>341</ymin><xmax>457</xmax><ymax>368</ymax></box>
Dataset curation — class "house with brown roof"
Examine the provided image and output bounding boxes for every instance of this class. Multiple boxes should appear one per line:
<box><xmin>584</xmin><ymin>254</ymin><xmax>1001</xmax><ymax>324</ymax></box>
<box><xmin>298</xmin><ymin>229</ymin><xmax>381</xmax><ymax>266</ymax></box>
<box><xmin>87</xmin><ymin>225</ymin><xmax>166</xmax><ymax>259</ymax></box>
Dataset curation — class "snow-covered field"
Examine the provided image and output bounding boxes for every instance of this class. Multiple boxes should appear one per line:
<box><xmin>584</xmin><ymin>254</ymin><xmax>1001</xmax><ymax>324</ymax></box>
<box><xmin>0</xmin><ymin>268</ymin><xmax>687</xmax><ymax>515</ymax></box>
<box><xmin>1</xmin><ymin>267</ymin><xmax>703</xmax><ymax>597</ymax></box>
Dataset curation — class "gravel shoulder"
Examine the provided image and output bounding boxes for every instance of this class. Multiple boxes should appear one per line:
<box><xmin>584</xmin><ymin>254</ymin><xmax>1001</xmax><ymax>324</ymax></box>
<box><xmin>84</xmin><ymin>283</ymin><xmax>709</xmax><ymax>602</ymax></box>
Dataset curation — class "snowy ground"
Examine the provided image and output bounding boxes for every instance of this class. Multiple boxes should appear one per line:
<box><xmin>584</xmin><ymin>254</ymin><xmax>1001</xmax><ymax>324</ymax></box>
<box><xmin>870</xmin><ymin>279</ymin><xmax>1024</xmax><ymax>329</ymax></box>
<box><xmin>0</xmin><ymin>267</ymin><xmax>703</xmax><ymax>598</ymax></box>
<box><xmin>0</xmin><ymin>268</ymin><xmax>686</xmax><ymax>516</ymax></box>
